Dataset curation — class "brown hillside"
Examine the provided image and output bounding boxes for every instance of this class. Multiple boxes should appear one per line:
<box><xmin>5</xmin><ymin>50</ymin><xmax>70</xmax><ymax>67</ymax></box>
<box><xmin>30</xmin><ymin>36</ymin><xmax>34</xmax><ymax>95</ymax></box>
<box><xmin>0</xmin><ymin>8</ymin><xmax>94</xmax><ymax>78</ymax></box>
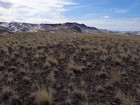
<box><xmin>0</xmin><ymin>32</ymin><xmax>140</xmax><ymax>105</ymax></box>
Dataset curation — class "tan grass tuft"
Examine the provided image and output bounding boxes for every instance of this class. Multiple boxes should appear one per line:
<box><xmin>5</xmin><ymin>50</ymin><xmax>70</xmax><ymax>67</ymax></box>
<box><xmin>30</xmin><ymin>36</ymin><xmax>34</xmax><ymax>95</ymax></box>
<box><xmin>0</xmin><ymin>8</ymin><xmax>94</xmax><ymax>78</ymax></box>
<box><xmin>47</xmin><ymin>56</ymin><xmax>58</xmax><ymax>65</ymax></box>
<box><xmin>68</xmin><ymin>62</ymin><xmax>86</xmax><ymax>71</ymax></box>
<box><xmin>110</xmin><ymin>70</ymin><xmax>122</xmax><ymax>84</ymax></box>
<box><xmin>35</xmin><ymin>90</ymin><xmax>52</xmax><ymax>105</ymax></box>
<box><xmin>116</xmin><ymin>90</ymin><xmax>136</xmax><ymax>105</ymax></box>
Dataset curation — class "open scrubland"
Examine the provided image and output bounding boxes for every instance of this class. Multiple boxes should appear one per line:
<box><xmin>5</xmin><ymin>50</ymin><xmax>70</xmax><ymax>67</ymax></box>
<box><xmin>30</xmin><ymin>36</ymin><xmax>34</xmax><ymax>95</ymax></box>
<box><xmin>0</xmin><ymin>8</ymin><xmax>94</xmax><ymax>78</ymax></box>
<box><xmin>0</xmin><ymin>32</ymin><xmax>140</xmax><ymax>105</ymax></box>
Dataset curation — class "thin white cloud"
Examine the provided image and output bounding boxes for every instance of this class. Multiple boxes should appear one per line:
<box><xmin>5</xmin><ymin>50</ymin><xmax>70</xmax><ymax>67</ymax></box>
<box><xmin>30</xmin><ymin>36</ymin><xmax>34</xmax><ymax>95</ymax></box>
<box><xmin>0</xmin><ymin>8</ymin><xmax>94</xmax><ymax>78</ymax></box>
<box><xmin>115</xmin><ymin>8</ymin><xmax>129</xmax><ymax>14</ymax></box>
<box><xmin>0</xmin><ymin>0</ymin><xmax>77</xmax><ymax>22</ymax></box>
<box><xmin>0</xmin><ymin>0</ymin><xmax>139</xmax><ymax>31</ymax></box>
<box><xmin>103</xmin><ymin>16</ymin><xmax>111</xmax><ymax>19</ymax></box>
<box><xmin>0</xmin><ymin>0</ymin><xmax>13</xmax><ymax>9</ymax></box>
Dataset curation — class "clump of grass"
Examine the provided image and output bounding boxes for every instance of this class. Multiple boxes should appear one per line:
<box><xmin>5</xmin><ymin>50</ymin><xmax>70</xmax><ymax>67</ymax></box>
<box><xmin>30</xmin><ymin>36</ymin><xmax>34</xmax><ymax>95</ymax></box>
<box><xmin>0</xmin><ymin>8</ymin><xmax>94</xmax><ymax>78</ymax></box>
<box><xmin>34</xmin><ymin>54</ymin><xmax>40</xmax><ymax>59</ymax></box>
<box><xmin>35</xmin><ymin>90</ymin><xmax>52</xmax><ymax>105</ymax></box>
<box><xmin>47</xmin><ymin>56</ymin><xmax>58</xmax><ymax>65</ymax></box>
<box><xmin>72</xmin><ymin>89</ymin><xmax>87</xmax><ymax>101</ymax></box>
<box><xmin>79</xmin><ymin>45</ymin><xmax>93</xmax><ymax>50</ymax></box>
<box><xmin>115</xmin><ymin>90</ymin><xmax>136</xmax><ymax>105</ymax></box>
<box><xmin>0</xmin><ymin>63</ymin><xmax>5</xmax><ymax>71</ymax></box>
<box><xmin>58</xmin><ymin>53</ymin><xmax>65</xmax><ymax>60</ymax></box>
<box><xmin>23</xmin><ymin>76</ymin><xmax>30</xmax><ymax>84</ymax></box>
<box><xmin>3</xmin><ymin>59</ymin><xmax>9</xmax><ymax>66</ymax></box>
<box><xmin>109</xmin><ymin>70</ymin><xmax>122</xmax><ymax>84</ymax></box>
<box><xmin>68</xmin><ymin>62</ymin><xmax>86</xmax><ymax>72</ymax></box>
<box><xmin>100</xmin><ymin>55</ymin><xmax>108</xmax><ymax>62</ymax></box>
<box><xmin>111</xmin><ymin>55</ymin><xmax>122</xmax><ymax>65</ymax></box>
<box><xmin>95</xmin><ymin>71</ymin><xmax>107</xmax><ymax>79</ymax></box>
<box><xmin>95</xmin><ymin>85</ymin><xmax>104</xmax><ymax>93</ymax></box>
<box><xmin>1</xmin><ymin>86</ymin><xmax>15</xmax><ymax>102</ymax></box>
<box><xmin>8</xmin><ymin>66</ymin><xmax>17</xmax><ymax>72</ymax></box>
<box><xmin>44</xmin><ymin>60</ymin><xmax>51</xmax><ymax>68</ymax></box>
<box><xmin>7</xmin><ymin>77</ymin><xmax>14</xmax><ymax>83</ymax></box>
<box><xmin>10</xmin><ymin>95</ymin><xmax>22</xmax><ymax>105</ymax></box>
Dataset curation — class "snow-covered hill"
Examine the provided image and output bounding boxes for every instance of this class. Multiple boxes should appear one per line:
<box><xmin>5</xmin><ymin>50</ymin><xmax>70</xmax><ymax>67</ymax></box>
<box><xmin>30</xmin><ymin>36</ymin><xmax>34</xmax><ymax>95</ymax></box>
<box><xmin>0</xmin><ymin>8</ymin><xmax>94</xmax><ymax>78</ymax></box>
<box><xmin>0</xmin><ymin>22</ymin><xmax>99</xmax><ymax>33</ymax></box>
<box><xmin>0</xmin><ymin>22</ymin><xmax>139</xmax><ymax>35</ymax></box>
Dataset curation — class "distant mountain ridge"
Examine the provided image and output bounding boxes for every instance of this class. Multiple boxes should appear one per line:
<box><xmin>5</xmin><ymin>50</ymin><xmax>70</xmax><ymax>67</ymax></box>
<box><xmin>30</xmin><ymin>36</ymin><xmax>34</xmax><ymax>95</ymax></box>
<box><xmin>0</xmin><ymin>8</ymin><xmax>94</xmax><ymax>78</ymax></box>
<box><xmin>0</xmin><ymin>22</ymin><xmax>140</xmax><ymax>35</ymax></box>
<box><xmin>0</xmin><ymin>22</ymin><xmax>99</xmax><ymax>33</ymax></box>
<box><xmin>100</xmin><ymin>29</ymin><xmax>140</xmax><ymax>36</ymax></box>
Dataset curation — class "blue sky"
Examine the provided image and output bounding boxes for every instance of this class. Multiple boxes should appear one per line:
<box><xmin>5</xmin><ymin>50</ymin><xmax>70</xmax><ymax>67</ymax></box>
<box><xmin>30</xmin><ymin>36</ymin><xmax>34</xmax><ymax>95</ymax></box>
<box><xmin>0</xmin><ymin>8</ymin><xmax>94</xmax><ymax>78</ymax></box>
<box><xmin>64</xmin><ymin>0</ymin><xmax>140</xmax><ymax>31</ymax></box>
<box><xmin>66</xmin><ymin>0</ymin><xmax>140</xmax><ymax>19</ymax></box>
<box><xmin>0</xmin><ymin>0</ymin><xmax>140</xmax><ymax>31</ymax></box>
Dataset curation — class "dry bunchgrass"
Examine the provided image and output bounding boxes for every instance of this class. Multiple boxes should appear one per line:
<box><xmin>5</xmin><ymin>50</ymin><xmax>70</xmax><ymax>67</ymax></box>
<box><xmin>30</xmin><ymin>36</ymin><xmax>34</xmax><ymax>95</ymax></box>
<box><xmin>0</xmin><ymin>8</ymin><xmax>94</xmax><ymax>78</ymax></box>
<box><xmin>44</xmin><ymin>60</ymin><xmax>51</xmax><ymax>68</ymax></box>
<box><xmin>111</xmin><ymin>55</ymin><xmax>122</xmax><ymax>65</ymax></box>
<box><xmin>35</xmin><ymin>90</ymin><xmax>52</xmax><ymax>105</ymax></box>
<box><xmin>0</xmin><ymin>32</ymin><xmax>139</xmax><ymax>105</ymax></box>
<box><xmin>0</xmin><ymin>63</ymin><xmax>5</xmax><ymax>71</ymax></box>
<box><xmin>68</xmin><ymin>61</ymin><xmax>86</xmax><ymax>71</ymax></box>
<box><xmin>1</xmin><ymin>86</ymin><xmax>15</xmax><ymax>103</ymax></box>
<box><xmin>2</xmin><ymin>86</ymin><xmax>14</xmax><ymax>95</ymax></box>
<box><xmin>115</xmin><ymin>90</ymin><xmax>136</xmax><ymax>105</ymax></box>
<box><xmin>47</xmin><ymin>56</ymin><xmax>58</xmax><ymax>65</ymax></box>
<box><xmin>79</xmin><ymin>45</ymin><xmax>93</xmax><ymax>50</ymax></box>
<box><xmin>109</xmin><ymin>70</ymin><xmax>122</xmax><ymax>84</ymax></box>
<box><xmin>95</xmin><ymin>85</ymin><xmax>104</xmax><ymax>92</ymax></box>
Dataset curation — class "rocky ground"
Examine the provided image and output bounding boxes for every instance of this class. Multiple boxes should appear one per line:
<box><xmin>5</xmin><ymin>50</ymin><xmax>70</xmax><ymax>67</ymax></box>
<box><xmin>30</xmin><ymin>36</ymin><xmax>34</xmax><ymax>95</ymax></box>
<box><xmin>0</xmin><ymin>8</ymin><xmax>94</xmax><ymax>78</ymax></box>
<box><xmin>0</xmin><ymin>32</ymin><xmax>140</xmax><ymax>105</ymax></box>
